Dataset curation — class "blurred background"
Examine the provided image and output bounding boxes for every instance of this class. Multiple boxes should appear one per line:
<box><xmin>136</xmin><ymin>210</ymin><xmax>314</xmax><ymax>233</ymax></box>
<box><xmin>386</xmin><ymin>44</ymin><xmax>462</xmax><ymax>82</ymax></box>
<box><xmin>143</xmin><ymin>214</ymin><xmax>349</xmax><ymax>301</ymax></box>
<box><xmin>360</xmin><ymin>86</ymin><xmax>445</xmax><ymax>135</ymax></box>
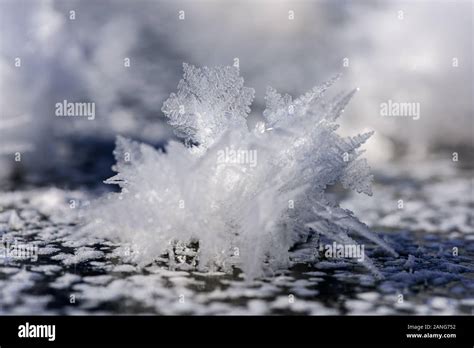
<box><xmin>0</xmin><ymin>0</ymin><xmax>472</xmax><ymax>188</ymax></box>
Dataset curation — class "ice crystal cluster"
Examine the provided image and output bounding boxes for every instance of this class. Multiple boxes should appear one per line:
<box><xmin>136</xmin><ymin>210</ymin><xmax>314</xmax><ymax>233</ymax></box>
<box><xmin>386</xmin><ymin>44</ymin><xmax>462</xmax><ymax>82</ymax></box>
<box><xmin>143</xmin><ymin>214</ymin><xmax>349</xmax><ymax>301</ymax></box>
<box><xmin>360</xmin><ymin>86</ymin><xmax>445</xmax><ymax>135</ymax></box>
<box><xmin>87</xmin><ymin>63</ymin><xmax>397</xmax><ymax>278</ymax></box>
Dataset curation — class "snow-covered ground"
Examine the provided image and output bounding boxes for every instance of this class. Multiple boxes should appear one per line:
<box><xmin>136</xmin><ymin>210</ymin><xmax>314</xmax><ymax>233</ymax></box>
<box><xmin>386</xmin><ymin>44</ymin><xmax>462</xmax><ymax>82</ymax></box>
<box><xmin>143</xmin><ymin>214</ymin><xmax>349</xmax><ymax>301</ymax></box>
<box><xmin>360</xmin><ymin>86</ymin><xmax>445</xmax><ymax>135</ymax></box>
<box><xmin>0</xmin><ymin>159</ymin><xmax>472</xmax><ymax>315</ymax></box>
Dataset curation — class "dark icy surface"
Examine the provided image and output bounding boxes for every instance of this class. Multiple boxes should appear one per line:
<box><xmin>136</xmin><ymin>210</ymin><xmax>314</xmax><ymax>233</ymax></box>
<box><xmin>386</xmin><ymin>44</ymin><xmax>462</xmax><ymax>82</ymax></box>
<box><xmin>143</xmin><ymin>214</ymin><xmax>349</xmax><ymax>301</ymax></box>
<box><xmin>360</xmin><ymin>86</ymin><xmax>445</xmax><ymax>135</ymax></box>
<box><xmin>0</xmin><ymin>160</ymin><xmax>472</xmax><ymax>315</ymax></box>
